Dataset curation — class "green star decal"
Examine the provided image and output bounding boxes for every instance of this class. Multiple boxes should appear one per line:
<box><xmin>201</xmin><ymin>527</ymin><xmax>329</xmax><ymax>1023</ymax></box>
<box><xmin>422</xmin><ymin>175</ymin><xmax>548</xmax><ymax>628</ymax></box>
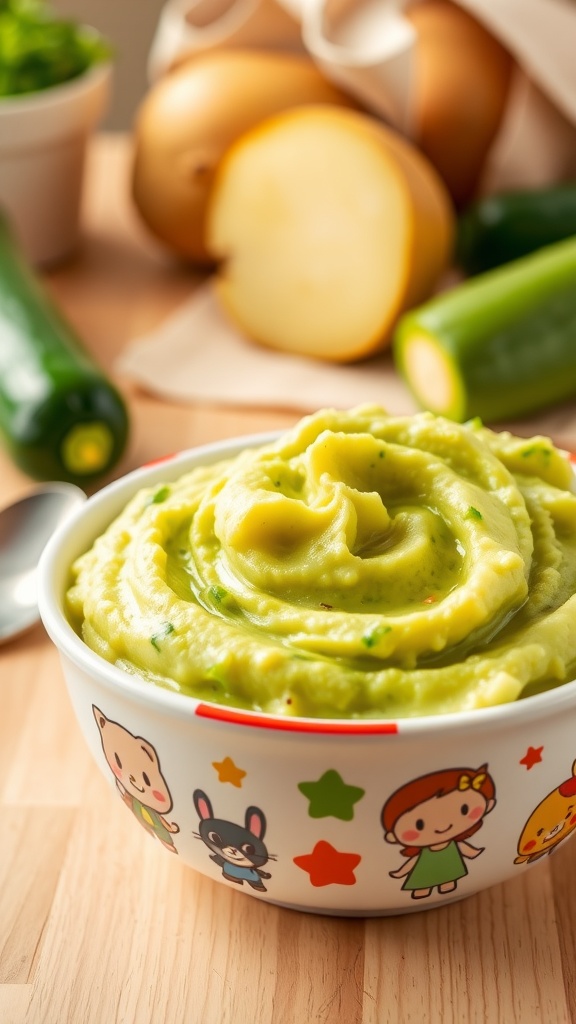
<box><xmin>298</xmin><ymin>769</ymin><xmax>365</xmax><ymax>821</ymax></box>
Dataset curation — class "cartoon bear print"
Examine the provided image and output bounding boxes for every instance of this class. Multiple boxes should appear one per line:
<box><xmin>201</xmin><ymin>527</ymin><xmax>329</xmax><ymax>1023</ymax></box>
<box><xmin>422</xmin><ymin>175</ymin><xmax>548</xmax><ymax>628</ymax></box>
<box><xmin>93</xmin><ymin>706</ymin><xmax>180</xmax><ymax>853</ymax></box>
<box><xmin>515</xmin><ymin>758</ymin><xmax>576</xmax><ymax>865</ymax></box>
<box><xmin>193</xmin><ymin>788</ymin><xmax>273</xmax><ymax>891</ymax></box>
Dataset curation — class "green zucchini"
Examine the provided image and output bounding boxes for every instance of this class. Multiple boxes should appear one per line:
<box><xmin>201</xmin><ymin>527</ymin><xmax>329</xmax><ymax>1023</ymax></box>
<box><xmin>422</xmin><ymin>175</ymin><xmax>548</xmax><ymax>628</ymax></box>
<box><xmin>0</xmin><ymin>212</ymin><xmax>129</xmax><ymax>484</ymax></box>
<box><xmin>456</xmin><ymin>181</ymin><xmax>576</xmax><ymax>275</ymax></box>
<box><xmin>393</xmin><ymin>235</ymin><xmax>576</xmax><ymax>423</ymax></box>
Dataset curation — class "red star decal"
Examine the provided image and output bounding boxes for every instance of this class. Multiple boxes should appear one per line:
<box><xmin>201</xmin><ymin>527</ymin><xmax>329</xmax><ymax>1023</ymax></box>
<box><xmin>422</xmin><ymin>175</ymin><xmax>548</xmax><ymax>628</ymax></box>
<box><xmin>520</xmin><ymin>745</ymin><xmax>544</xmax><ymax>770</ymax></box>
<box><xmin>293</xmin><ymin>840</ymin><xmax>361</xmax><ymax>887</ymax></box>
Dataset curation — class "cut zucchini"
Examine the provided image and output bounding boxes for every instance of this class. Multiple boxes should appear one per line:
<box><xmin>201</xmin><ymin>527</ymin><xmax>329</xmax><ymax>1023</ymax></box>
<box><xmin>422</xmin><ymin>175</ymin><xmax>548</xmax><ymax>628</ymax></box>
<box><xmin>393</xmin><ymin>236</ymin><xmax>576</xmax><ymax>423</ymax></box>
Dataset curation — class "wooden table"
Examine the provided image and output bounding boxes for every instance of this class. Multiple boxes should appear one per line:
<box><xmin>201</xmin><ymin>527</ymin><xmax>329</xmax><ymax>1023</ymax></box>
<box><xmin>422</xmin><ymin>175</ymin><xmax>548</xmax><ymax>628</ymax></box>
<box><xmin>2</xmin><ymin>135</ymin><xmax>576</xmax><ymax>1024</ymax></box>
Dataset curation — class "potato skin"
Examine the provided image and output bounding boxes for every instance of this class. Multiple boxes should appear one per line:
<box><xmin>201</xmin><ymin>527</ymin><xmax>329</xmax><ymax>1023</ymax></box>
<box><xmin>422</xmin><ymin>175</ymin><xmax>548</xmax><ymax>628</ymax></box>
<box><xmin>406</xmin><ymin>0</ymin><xmax>514</xmax><ymax>208</ymax></box>
<box><xmin>131</xmin><ymin>50</ymin><xmax>358</xmax><ymax>266</ymax></box>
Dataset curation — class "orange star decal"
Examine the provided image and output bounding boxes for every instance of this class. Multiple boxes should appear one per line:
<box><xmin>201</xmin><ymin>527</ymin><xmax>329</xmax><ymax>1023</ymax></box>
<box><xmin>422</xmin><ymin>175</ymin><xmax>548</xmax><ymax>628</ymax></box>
<box><xmin>212</xmin><ymin>756</ymin><xmax>246</xmax><ymax>787</ymax></box>
<box><xmin>293</xmin><ymin>840</ymin><xmax>361</xmax><ymax>887</ymax></box>
<box><xmin>520</xmin><ymin>745</ymin><xmax>544</xmax><ymax>770</ymax></box>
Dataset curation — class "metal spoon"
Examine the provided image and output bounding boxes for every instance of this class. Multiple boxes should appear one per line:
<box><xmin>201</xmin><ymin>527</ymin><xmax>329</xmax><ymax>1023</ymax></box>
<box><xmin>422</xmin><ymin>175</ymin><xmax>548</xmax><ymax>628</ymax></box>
<box><xmin>0</xmin><ymin>482</ymin><xmax>86</xmax><ymax>644</ymax></box>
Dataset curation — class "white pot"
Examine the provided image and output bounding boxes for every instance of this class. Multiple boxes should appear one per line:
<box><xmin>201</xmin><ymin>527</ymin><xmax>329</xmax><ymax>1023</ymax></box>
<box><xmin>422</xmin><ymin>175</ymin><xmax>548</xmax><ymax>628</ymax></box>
<box><xmin>0</xmin><ymin>62</ymin><xmax>112</xmax><ymax>267</ymax></box>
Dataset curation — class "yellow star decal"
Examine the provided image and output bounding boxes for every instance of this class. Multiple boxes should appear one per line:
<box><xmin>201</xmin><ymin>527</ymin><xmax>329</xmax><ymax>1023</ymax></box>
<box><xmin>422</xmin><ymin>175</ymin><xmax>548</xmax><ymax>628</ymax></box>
<box><xmin>212</xmin><ymin>756</ymin><xmax>246</xmax><ymax>787</ymax></box>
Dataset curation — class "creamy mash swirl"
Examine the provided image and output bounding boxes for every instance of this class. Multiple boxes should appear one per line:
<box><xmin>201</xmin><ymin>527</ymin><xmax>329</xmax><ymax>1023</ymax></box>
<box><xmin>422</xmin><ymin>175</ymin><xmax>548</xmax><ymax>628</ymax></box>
<box><xmin>67</xmin><ymin>407</ymin><xmax>576</xmax><ymax>718</ymax></box>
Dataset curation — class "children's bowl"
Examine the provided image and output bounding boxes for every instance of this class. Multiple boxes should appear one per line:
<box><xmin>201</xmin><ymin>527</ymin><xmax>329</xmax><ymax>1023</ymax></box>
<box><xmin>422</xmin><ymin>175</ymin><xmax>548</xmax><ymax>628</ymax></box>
<box><xmin>37</xmin><ymin>434</ymin><xmax>576</xmax><ymax>916</ymax></box>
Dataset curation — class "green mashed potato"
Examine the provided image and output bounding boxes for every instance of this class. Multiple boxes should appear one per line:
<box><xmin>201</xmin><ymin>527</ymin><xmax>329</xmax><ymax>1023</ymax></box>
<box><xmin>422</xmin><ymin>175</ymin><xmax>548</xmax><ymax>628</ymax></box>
<box><xmin>66</xmin><ymin>406</ymin><xmax>576</xmax><ymax>718</ymax></box>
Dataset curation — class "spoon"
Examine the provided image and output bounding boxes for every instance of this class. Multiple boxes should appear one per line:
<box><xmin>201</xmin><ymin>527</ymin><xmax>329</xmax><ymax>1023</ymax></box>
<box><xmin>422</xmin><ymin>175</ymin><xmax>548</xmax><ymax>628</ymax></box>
<box><xmin>0</xmin><ymin>482</ymin><xmax>86</xmax><ymax>644</ymax></box>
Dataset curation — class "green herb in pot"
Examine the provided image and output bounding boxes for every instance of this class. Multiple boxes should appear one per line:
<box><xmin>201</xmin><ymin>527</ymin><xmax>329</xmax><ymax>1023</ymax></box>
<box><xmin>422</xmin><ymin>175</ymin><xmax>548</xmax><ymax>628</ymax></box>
<box><xmin>0</xmin><ymin>0</ymin><xmax>111</xmax><ymax>97</ymax></box>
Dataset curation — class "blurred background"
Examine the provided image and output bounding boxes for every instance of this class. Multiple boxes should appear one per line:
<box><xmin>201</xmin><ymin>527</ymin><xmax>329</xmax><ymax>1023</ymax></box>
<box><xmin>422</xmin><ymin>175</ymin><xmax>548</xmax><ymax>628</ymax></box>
<box><xmin>52</xmin><ymin>0</ymin><xmax>166</xmax><ymax>129</ymax></box>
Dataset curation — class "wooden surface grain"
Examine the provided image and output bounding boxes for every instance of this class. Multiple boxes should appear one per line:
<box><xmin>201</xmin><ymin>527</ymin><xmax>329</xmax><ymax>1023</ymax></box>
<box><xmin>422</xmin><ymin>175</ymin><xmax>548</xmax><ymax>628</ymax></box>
<box><xmin>1</xmin><ymin>135</ymin><xmax>576</xmax><ymax>1024</ymax></box>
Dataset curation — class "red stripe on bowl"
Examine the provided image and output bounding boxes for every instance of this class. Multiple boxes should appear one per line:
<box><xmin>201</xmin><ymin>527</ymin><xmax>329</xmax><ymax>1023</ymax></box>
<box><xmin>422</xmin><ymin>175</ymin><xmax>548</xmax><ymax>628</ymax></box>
<box><xmin>195</xmin><ymin>703</ymin><xmax>398</xmax><ymax>734</ymax></box>
<box><xmin>140</xmin><ymin>452</ymin><xmax>180</xmax><ymax>468</ymax></box>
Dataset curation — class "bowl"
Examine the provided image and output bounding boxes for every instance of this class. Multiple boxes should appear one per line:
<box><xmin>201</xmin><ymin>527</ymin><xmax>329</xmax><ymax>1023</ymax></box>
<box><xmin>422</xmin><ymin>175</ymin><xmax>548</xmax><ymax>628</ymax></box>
<box><xmin>37</xmin><ymin>432</ymin><xmax>576</xmax><ymax>916</ymax></box>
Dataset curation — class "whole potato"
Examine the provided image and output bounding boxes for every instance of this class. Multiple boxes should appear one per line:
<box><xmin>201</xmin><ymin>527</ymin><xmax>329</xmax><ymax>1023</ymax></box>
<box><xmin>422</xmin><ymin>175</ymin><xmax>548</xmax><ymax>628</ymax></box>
<box><xmin>131</xmin><ymin>50</ymin><xmax>359</xmax><ymax>265</ymax></box>
<box><xmin>406</xmin><ymin>0</ymin><xmax>514</xmax><ymax>208</ymax></box>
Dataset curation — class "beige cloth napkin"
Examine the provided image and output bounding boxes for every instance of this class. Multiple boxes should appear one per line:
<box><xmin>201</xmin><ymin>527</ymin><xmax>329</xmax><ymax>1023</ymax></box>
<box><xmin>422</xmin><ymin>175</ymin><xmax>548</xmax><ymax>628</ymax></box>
<box><xmin>116</xmin><ymin>280</ymin><xmax>417</xmax><ymax>414</ymax></box>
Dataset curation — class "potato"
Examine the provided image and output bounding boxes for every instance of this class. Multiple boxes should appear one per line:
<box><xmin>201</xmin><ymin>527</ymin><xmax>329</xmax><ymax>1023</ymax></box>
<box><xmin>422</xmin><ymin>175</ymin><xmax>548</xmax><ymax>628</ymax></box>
<box><xmin>406</xmin><ymin>0</ymin><xmax>514</xmax><ymax>208</ymax></box>
<box><xmin>131</xmin><ymin>50</ymin><xmax>358</xmax><ymax>265</ymax></box>
<box><xmin>206</xmin><ymin>104</ymin><xmax>454</xmax><ymax>362</ymax></box>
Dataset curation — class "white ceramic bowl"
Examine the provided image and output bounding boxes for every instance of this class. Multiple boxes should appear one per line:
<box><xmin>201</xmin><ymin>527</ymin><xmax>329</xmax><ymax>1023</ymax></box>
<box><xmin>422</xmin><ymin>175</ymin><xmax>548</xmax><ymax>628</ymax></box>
<box><xmin>38</xmin><ymin>436</ymin><xmax>576</xmax><ymax>916</ymax></box>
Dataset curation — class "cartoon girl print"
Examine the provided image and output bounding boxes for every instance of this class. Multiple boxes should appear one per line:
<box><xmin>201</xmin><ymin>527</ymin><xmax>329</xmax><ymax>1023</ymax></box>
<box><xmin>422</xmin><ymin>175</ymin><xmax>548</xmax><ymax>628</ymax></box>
<box><xmin>193</xmin><ymin>789</ymin><xmax>274</xmax><ymax>891</ymax></box>
<box><xmin>382</xmin><ymin>765</ymin><xmax>496</xmax><ymax>900</ymax></box>
<box><xmin>93</xmin><ymin>706</ymin><xmax>180</xmax><ymax>853</ymax></box>
<box><xmin>515</xmin><ymin>759</ymin><xmax>576</xmax><ymax>865</ymax></box>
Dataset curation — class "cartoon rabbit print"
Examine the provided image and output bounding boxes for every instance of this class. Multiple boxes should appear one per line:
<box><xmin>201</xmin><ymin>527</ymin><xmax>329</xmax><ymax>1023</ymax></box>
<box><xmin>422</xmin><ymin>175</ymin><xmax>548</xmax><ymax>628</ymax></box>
<box><xmin>193</xmin><ymin>789</ymin><xmax>274</xmax><ymax>891</ymax></box>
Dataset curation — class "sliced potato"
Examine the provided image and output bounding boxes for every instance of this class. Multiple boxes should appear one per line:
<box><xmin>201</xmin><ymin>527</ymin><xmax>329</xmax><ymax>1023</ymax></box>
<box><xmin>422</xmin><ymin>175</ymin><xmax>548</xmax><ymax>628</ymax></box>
<box><xmin>131</xmin><ymin>50</ymin><xmax>358</xmax><ymax>265</ymax></box>
<box><xmin>206</xmin><ymin>104</ymin><xmax>454</xmax><ymax>362</ymax></box>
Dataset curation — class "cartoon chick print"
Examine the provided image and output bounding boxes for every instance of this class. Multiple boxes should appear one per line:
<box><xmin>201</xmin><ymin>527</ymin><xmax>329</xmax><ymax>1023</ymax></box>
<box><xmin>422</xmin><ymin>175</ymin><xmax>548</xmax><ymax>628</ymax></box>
<box><xmin>515</xmin><ymin>759</ymin><xmax>576</xmax><ymax>865</ymax></box>
<box><xmin>93</xmin><ymin>706</ymin><xmax>180</xmax><ymax>853</ymax></box>
<box><xmin>382</xmin><ymin>765</ymin><xmax>496</xmax><ymax>900</ymax></box>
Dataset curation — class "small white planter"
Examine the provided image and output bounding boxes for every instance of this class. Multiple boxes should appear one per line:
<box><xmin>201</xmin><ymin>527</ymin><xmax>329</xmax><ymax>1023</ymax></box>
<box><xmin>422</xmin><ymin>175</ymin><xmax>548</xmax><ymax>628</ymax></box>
<box><xmin>0</xmin><ymin>61</ymin><xmax>112</xmax><ymax>266</ymax></box>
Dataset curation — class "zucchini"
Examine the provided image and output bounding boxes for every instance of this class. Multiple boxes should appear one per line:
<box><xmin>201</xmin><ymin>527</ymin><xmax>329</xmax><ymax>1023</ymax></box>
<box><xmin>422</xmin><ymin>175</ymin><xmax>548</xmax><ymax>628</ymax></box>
<box><xmin>0</xmin><ymin>212</ymin><xmax>129</xmax><ymax>484</ymax></box>
<box><xmin>393</xmin><ymin>236</ymin><xmax>576</xmax><ymax>423</ymax></box>
<box><xmin>456</xmin><ymin>181</ymin><xmax>576</xmax><ymax>275</ymax></box>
